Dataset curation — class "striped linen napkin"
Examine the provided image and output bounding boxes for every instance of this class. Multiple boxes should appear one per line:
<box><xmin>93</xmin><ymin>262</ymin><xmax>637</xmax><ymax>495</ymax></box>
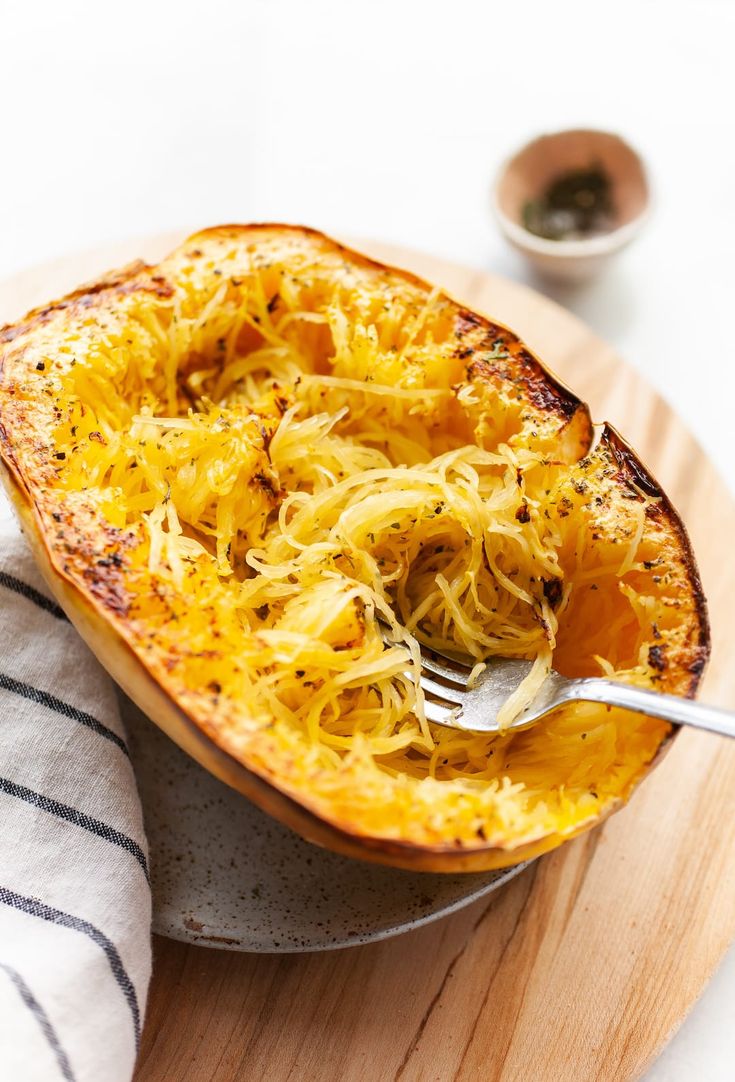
<box><xmin>0</xmin><ymin>495</ymin><xmax>151</xmax><ymax>1082</ymax></box>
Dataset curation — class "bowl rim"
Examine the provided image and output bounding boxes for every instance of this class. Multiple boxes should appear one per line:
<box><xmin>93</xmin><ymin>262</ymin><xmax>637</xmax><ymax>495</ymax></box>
<box><xmin>490</xmin><ymin>127</ymin><xmax>651</xmax><ymax>259</ymax></box>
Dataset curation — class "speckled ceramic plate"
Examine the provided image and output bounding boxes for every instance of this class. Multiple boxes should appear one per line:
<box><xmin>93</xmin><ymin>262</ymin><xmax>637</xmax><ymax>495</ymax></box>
<box><xmin>121</xmin><ymin>695</ymin><xmax>530</xmax><ymax>952</ymax></box>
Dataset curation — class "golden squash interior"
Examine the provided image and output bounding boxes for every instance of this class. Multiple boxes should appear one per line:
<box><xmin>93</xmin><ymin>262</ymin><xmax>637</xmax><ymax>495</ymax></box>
<box><xmin>0</xmin><ymin>225</ymin><xmax>709</xmax><ymax>870</ymax></box>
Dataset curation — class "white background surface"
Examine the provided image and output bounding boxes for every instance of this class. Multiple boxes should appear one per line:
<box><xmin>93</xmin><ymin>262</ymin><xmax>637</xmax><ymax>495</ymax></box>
<box><xmin>1</xmin><ymin>0</ymin><xmax>734</xmax><ymax>1076</ymax></box>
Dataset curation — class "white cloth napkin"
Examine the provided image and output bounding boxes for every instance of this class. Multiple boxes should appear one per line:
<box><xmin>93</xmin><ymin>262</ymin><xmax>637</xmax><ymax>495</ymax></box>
<box><xmin>0</xmin><ymin>496</ymin><xmax>151</xmax><ymax>1082</ymax></box>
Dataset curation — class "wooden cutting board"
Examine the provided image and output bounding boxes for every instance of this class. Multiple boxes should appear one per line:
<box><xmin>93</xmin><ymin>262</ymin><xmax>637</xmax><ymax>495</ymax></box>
<box><xmin>3</xmin><ymin>235</ymin><xmax>735</xmax><ymax>1082</ymax></box>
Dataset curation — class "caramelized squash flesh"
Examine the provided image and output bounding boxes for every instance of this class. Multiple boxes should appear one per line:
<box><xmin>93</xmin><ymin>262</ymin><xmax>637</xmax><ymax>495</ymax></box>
<box><xmin>0</xmin><ymin>226</ymin><xmax>709</xmax><ymax>870</ymax></box>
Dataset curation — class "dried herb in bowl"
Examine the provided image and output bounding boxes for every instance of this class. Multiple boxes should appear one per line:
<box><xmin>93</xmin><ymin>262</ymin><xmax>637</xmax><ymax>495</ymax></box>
<box><xmin>522</xmin><ymin>164</ymin><xmax>616</xmax><ymax>241</ymax></box>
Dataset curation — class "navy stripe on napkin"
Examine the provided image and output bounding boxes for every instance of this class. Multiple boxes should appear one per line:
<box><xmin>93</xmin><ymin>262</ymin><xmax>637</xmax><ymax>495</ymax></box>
<box><xmin>0</xmin><ymin>572</ymin><xmax>68</xmax><ymax>622</ymax></box>
<box><xmin>0</xmin><ymin>887</ymin><xmax>141</xmax><ymax>1051</ymax></box>
<box><xmin>0</xmin><ymin>778</ymin><xmax>149</xmax><ymax>882</ymax></box>
<box><xmin>0</xmin><ymin>673</ymin><xmax>130</xmax><ymax>758</ymax></box>
<box><xmin>0</xmin><ymin>962</ymin><xmax>76</xmax><ymax>1082</ymax></box>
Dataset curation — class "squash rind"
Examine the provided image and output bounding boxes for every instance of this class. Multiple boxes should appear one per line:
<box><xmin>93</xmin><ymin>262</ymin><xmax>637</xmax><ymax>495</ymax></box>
<box><xmin>0</xmin><ymin>225</ymin><xmax>710</xmax><ymax>871</ymax></box>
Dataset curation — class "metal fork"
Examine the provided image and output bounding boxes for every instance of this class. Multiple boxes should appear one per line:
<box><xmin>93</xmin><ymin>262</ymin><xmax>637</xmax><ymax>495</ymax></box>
<box><xmin>407</xmin><ymin>644</ymin><xmax>735</xmax><ymax>738</ymax></box>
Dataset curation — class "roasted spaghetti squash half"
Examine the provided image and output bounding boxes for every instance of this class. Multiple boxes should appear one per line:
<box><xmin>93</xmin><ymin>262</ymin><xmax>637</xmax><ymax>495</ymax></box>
<box><xmin>0</xmin><ymin>225</ymin><xmax>709</xmax><ymax>871</ymax></box>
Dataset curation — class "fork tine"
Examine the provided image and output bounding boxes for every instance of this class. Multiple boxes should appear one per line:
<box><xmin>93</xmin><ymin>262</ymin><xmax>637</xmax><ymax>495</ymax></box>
<box><xmin>415</xmin><ymin>672</ymin><xmax>465</xmax><ymax>707</ymax></box>
<box><xmin>418</xmin><ymin>652</ymin><xmax>471</xmax><ymax>689</ymax></box>
<box><xmin>422</xmin><ymin>697</ymin><xmax>460</xmax><ymax>725</ymax></box>
<box><xmin>378</xmin><ymin>617</ymin><xmax>472</xmax><ymax>685</ymax></box>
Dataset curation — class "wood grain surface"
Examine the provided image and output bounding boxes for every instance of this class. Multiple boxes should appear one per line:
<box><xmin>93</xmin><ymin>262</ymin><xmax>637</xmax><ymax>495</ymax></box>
<box><xmin>3</xmin><ymin>235</ymin><xmax>735</xmax><ymax>1082</ymax></box>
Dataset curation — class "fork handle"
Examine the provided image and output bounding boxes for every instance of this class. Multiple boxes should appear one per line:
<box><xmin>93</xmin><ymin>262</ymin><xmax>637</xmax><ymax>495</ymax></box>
<box><xmin>564</xmin><ymin>678</ymin><xmax>735</xmax><ymax>739</ymax></box>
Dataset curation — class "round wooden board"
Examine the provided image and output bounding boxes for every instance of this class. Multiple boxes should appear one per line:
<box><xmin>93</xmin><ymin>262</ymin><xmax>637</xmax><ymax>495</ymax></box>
<box><xmin>3</xmin><ymin>233</ymin><xmax>735</xmax><ymax>1082</ymax></box>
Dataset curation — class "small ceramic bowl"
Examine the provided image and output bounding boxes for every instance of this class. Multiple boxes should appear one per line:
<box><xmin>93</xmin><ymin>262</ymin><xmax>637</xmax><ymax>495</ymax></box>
<box><xmin>491</xmin><ymin>129</ymin><xmax>650</xmax><ymax>282</ymax></box>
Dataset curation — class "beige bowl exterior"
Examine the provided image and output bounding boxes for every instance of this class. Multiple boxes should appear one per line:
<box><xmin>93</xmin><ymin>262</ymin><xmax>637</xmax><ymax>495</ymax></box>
<box><xmin>491</xmin><ymin>129</ymin><xmax>650</xmax><ymax>282</ymax></box>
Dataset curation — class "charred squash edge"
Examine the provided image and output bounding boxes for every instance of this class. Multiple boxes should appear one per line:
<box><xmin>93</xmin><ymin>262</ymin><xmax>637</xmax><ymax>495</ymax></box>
<box><xmin>0</xmin><ymin>224</ymin><xmax>711</xmax><ymax>872</ymax></box>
